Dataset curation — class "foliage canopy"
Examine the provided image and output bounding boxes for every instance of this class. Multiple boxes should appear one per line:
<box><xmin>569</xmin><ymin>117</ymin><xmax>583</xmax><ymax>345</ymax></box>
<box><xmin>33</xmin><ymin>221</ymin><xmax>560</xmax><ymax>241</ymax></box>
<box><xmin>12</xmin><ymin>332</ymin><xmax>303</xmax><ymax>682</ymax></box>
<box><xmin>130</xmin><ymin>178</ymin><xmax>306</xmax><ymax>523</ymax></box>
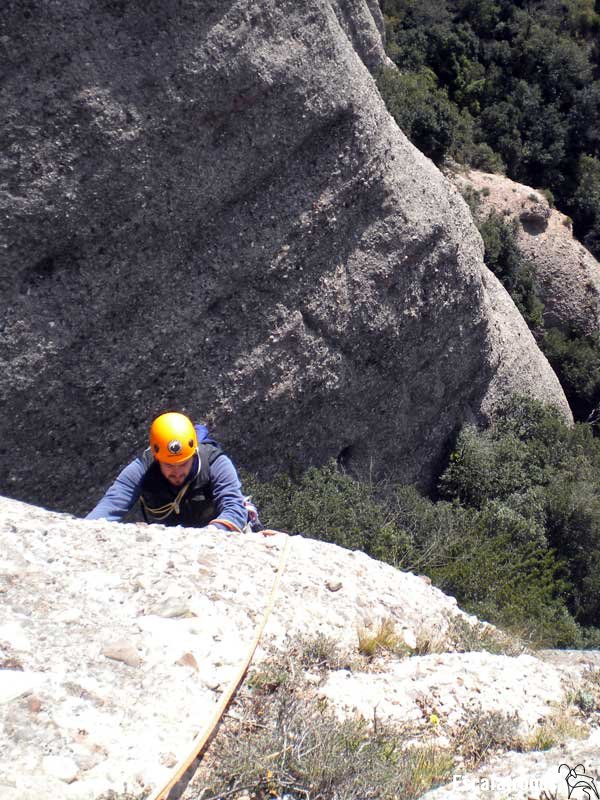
<box><xmin>380</xmin><ymin>0</ymin><xmax>600</xmax><ymax>259</ymax></box>
<box><xmin>245</xmin><ymin>398</ymin><xmax>600</xmax><ymax>647</ymax></box>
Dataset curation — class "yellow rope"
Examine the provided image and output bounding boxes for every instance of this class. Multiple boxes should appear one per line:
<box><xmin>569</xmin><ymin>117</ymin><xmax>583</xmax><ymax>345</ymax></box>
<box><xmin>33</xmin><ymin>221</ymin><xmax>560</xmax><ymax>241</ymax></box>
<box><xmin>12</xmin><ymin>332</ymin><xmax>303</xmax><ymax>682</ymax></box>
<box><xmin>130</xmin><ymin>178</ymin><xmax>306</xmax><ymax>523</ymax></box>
<box><xmin>140</xmin><ymin>454</ymin><xmax>202</xmax><ymax>520</ymax></box>
<box><xmin>140</xmin><ymin>482</ymin><xmax>191</xmax><ymax>520</ymax></box>
<box><xmin>147</xmin><ymin>532</ymin><xmax>293</xmax><ymax>800</ymax></box>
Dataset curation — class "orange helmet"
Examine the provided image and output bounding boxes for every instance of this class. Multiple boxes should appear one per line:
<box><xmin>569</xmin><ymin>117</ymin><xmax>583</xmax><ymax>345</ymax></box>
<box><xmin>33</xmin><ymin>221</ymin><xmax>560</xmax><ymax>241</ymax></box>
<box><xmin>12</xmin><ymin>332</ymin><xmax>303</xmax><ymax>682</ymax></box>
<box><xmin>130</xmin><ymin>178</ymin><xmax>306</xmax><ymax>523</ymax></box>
<box><xmin>149</xmin><ymin>412</ymin><xmax>197</xmax><ymax>464</ymax></box>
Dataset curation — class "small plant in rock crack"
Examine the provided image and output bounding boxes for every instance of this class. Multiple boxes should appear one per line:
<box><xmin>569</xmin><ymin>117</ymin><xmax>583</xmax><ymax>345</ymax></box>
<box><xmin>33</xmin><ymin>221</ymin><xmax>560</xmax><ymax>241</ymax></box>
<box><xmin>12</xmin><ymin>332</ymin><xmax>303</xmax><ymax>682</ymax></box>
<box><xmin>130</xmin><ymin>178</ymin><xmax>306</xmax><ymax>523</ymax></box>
<box><xmin>293</xmin><ymin>632</ymin><xmax>354</xmax><ymax>671</ymax></box>
<box><xmin>523</xmin><ymin>707</ymin><xmax>588</xmax><ymax>752</ymax></box>
<box><xmin>583</xmin><ymin>667</ymin><xmax>600</xmax><ymax>688</ymax></box>
<box><xmin>248</xmin><ymin>634</ymin><xmax>355</xmax><ymax>697</ymax></box>
<box><xmin>453</xmin><ymin>705</ymin><xmax>521</xmax><ymax>766</ymax></box>
<box><xmin>577</xmin><ymin>667</ymin><xmax>600</xmax><ymax>712</ymax></box>
<box><xmin>357</xmin><ymin>617</ymin><xmax>411</xmax><ymax>660</ymax></box>
<box><xmin>412</xmin><ymin>613</ymin><xmax>523</xmax><ymax>657</ymax></box>
<box><xmin>192</xmin><ymin>652</ymin><xmax>455</xmax><ymax>800</ymax></box>
<box><xmin>247</xmin><ymin>656</ymin><xmax>291</xmax><ymax>696</ymax></box>
<box><xmin>443</xmin><ymin>614</ymin><xmax>525</xmax><ymax>656</ymax></box>
<box><xmin>574</xmin><ymin>687</ymin><xmax>596</xmax><ymax>713</ymax></box>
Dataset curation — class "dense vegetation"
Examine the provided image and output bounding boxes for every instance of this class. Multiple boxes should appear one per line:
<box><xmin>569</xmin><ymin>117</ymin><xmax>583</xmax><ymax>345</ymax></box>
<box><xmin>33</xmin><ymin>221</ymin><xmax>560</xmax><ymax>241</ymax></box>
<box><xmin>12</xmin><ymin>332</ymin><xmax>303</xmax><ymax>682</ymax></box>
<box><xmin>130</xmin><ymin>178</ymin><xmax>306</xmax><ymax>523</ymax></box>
<box><xmin>245</xmin><ymin>397</ymin><xmax>600</xmax><ymax>648</ymax></box>
<box><xmin>379</xmin><ymin>0</ymin><xmax>600</xmax><ymax>260</ymax></box>
<box><xmin>461</xmin><ymin>187</ymin><xmax>600</xmax><ymax>422</ymax></box>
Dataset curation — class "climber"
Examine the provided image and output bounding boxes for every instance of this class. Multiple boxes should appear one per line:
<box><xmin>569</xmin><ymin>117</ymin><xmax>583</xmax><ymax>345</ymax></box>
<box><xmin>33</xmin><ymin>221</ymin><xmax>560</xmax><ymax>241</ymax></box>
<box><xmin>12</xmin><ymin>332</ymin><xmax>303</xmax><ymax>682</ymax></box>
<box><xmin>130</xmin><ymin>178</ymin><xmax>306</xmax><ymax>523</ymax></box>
<box><xmin>86</xmin><ymin>411</ymin><xmax>254</xmax><ymax>532</ymax></box>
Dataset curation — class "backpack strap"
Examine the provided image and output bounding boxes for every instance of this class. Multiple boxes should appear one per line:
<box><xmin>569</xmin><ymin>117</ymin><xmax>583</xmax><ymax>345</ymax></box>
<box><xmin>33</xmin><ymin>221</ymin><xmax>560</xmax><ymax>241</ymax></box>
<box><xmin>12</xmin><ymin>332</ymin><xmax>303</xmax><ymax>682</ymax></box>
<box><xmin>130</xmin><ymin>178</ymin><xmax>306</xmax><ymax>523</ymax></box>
<box><xmin>140</xmin><ymin>447</ymin><xmax>154</xmax><ymax>470</ymax></box>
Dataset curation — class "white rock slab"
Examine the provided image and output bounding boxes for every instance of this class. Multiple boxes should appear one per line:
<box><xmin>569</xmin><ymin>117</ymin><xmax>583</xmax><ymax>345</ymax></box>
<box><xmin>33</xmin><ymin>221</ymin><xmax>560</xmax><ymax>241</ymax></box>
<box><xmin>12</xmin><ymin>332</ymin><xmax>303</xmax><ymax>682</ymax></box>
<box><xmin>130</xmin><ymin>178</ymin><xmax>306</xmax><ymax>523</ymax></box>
<box><xmin>320</xmin><ymin>652</ymin><xmax>566</xmax><ymax>733</ymax></box>
<box><xmin>42</xmin><ymin>755</ymin><xmax>79</xmax><ymax>783</ymax></box>
<box><xmin>0</xmin><ymin>670</ymin><xmax>43</xmax><ymax>704</ymax></box>
<box><xmin>422</xmin><ymin>728</ymin><xmax>600</xmax><ymax>799</ymax></box>
<box><xmin>0</xmin><ymin>621</ymin><xmax>32</xmax><ymax>651</ymax></box>
<box><xmin>0</xmin><ymin>495</ymin><xmax>574</xmax><ymax>800</ymax></box>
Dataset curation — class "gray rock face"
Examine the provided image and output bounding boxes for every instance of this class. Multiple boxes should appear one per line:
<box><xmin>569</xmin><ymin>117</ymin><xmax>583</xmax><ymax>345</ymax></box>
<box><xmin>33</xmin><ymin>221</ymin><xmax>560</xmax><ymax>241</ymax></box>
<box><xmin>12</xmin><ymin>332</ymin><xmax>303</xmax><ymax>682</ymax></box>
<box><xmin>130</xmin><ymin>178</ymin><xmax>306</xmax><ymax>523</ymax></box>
<box><xmin>0</xmin><ymin>1</ymin><xmax>569</xmax><ymax>515</ymax></box>
<box><xmin>476</xmin><ymin>266</ymin><xmax>567</xmax><ymax>423</ymax></box>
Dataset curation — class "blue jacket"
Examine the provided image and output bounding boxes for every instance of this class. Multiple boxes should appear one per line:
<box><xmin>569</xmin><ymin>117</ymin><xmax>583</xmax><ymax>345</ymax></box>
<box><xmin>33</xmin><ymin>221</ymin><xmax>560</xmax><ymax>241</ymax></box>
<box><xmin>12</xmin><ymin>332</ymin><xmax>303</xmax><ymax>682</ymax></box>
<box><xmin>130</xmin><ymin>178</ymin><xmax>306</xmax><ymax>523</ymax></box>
<box><xmin>86</xmin><ymin>426</ymin><xmax>247</xmax><ymax>531</ymax></box>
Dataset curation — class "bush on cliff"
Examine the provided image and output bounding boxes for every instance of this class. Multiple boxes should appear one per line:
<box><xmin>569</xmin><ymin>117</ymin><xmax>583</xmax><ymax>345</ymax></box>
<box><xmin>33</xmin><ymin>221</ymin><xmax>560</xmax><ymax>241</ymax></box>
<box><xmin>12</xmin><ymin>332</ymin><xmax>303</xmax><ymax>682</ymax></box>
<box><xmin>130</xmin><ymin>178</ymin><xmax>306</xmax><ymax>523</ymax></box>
<box><xmin>242</xmin><ymin>463</ymin><xmax>410</xmax><ymax>557</ymax></box>
<box><xmin>477</xmin><ymin>211</ymin><xmax>544</xmax><ymax>329</ymax></box>
<box><xmin>571</xmin><ymin>154</ymin><xmax>600</xmax><ymax>260</ymax></box>
<box><xmin>439</xmin><ymin>396</ymin><xmax>600</xmax><ymax>635</ymax></box>
<box><xmin>466</xmin><ymin>203</ymin><xmax>600</xmax><ymax>423</ymax></box>
<box><xmin>377</xmin><ymin>66</ymin><xmax>475</xmax><ymax>166</ymax></box>
<box><xmin>244</xmin><ymin>397</ymin><xmax>600</xmax><ymax>646</ymax></box>
<box><xmin>542</xmin><ymin>328</ymin><xmax>600</xmax><ymax>421</ymax></box>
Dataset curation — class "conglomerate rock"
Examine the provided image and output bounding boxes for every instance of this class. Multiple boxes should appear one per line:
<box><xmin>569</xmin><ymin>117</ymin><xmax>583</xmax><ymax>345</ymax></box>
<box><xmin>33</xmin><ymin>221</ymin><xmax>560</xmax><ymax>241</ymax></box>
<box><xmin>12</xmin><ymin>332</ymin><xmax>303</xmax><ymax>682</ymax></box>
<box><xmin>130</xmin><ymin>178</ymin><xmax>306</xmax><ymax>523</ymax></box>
<box><xmin>0</xmin><ymin>496</ymin><xmax>588</xmax><ymax>800</ymax></box>
<box><xmin>452</xmin><ymin>168</ymin><xmax>600</xmax><ymax>336</ymax></box>
<box><xmin>0</xmin><ymin>1</ymin><xmax>569</xmax><ymax>516</ymax></box>
<box><xmin>422</xmin><ymin>728</ymin><xmax>600</xmax><ymax>800</ymax></box>
<box><xmin>0</xmin><ymin>495</ymin><xmax>470</xmax><ymax>798</ymax></box>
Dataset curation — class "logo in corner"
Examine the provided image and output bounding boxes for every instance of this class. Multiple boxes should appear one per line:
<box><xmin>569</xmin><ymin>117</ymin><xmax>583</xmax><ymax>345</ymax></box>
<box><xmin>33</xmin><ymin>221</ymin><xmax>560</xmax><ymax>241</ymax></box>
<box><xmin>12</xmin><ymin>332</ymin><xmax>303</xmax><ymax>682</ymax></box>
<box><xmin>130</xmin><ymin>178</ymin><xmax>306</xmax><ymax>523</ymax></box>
<box><xmin>559</xmin><ymin>763</ymin><xmax>599</xmax><ymax>799</ymax></box>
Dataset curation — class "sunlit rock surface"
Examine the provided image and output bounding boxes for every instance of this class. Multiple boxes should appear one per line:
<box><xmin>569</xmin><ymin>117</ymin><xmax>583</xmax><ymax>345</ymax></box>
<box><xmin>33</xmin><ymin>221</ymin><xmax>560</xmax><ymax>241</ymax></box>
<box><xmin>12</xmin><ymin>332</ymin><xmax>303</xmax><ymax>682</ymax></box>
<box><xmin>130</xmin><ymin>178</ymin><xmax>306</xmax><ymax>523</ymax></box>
<box><xmin>1</xmin><ymin>496</ymin><xmax>591</xmax><ymax>800</ymax></box>
<box><xmin>1</xmin><ymin>1</ymin><xmax>569</xmax><ymax>517</ymax></box>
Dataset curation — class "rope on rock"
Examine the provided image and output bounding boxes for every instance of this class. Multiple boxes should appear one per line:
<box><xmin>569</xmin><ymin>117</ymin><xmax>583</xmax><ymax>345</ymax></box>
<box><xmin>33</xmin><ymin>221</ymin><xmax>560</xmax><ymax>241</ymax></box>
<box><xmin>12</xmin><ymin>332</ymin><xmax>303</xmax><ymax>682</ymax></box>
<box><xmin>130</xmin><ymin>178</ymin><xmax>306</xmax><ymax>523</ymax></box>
<box><xmin>148</xmin><ymin>532</ymin><xmax>293</xmax><ymax>800</ymax></box>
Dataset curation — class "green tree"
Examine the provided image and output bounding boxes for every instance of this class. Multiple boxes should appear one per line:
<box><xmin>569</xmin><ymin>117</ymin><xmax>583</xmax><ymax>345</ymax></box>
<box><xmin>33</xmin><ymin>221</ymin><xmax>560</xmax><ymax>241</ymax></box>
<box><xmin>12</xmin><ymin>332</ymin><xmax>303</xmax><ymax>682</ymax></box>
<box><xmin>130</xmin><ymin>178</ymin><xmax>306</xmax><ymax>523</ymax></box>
<box><xmin>242</xmin><ymin>462</ymin><xmax>411</xmax><ymax>558</ymax></box>
<box><xmin>543</xmin><ymin>328</ymin><xmax>600</xmax><ymax>419</ymax></box>
<box><xmin>377</xmin><ymin>67</ymin><xmax>473</xmax><ymax>164</ymax></box>
<box><xmin>570</xmin><ymin>154</ymin><xmax>600</xmax><ymax>257</ymax></box>
<box><xmin>381</xmin><ymin>0</ymin><xmax>600</xmax><ymax>246</ymax></box>
<box><xmin>430</xmin><ymin>520</ymin><xmax>577</xmax><ymax>646</ymax></box>
<box><xmin>563</xmin><ymin>0</ymin><xmax>600</xmax><ymax>36</ymax></box>
<box><xmin>477</xmin><ymin>212</ymin><xmax>544</xmax><ymax>328</ymax></box>
<box><xmin>439</xmin><ymin>396</ymin><xmax>600</xmax><ymax>631</ymax></box>
<box><xmin>569</xmin><ymin>83</ymin><xmax>600</xmax><ymax>163</ymax></box>
<box><xmin>544</xmin><ymin>480</ymin><xmax>600</xmax><ymax>625</ymax></box>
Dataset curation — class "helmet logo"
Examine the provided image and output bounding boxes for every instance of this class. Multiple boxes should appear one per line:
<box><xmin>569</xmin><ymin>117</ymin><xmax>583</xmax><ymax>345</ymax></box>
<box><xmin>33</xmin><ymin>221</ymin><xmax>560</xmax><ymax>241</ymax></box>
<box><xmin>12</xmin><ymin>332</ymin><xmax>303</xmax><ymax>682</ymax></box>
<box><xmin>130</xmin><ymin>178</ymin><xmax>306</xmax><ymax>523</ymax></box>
<box><xmin>167</xmin><ymin>439</ymin><xmax>183</xmax><ymax>455</ymax></box>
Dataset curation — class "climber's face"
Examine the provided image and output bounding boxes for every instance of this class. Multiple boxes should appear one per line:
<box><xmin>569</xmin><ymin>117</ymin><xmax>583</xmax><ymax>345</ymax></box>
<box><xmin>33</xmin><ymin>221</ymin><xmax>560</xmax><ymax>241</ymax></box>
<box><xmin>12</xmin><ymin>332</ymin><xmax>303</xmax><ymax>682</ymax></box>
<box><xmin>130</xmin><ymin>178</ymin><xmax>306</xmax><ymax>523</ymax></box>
<box><xmin>159</xmin><ymin>457</ymin><xmax>194</xmax><ymax>487</ymax></box>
